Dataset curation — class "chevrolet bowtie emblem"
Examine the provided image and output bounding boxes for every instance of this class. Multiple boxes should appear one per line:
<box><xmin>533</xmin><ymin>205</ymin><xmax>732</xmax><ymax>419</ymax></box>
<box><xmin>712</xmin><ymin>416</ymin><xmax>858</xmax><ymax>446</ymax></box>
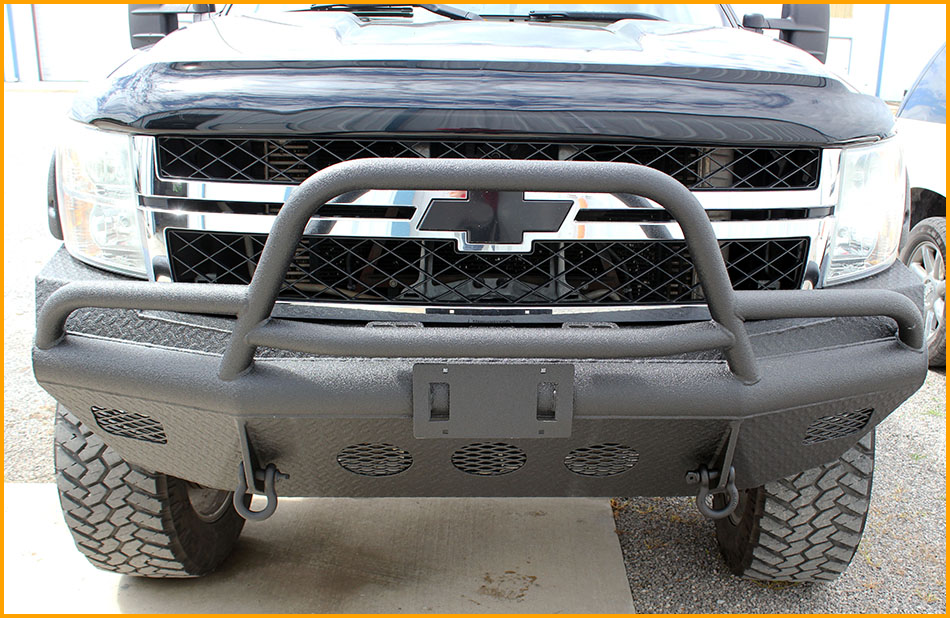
<box><xmin>418</xmin><ymin>191</ymin><xmax>573</xmax><ymax>245</ymax></box>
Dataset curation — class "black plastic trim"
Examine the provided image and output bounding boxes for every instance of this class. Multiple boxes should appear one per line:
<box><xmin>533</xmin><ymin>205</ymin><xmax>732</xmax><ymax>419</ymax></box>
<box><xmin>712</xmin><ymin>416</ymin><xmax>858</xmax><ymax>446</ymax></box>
<box><xmin>47</xmin><ymin>154</ymin><xmax>63</xmax><ymax>241</ymax></box>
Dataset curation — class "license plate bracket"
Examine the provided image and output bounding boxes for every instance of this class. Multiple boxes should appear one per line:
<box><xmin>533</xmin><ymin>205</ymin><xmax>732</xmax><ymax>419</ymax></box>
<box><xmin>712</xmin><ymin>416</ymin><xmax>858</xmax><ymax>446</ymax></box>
<box><xmin>412</xmin><ymin>363</ymin><xmax>574</xmax><ymax>439</ymax></box>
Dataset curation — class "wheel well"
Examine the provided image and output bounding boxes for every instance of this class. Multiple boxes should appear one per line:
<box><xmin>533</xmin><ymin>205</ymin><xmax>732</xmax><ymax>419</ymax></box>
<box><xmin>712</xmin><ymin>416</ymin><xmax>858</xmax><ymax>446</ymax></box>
<box><xmin>910</xmin><ymin>188</ymin><xmax>946</xmax><ymax>228</ymax></box>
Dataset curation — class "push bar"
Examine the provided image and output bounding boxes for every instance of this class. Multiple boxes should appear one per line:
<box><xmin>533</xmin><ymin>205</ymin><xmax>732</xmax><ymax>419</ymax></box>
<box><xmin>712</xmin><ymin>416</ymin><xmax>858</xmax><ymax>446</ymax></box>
<box><xmin>34</xmin><ymin>159</ymin><xmax>924</xmax><ymax>385</ymax></box>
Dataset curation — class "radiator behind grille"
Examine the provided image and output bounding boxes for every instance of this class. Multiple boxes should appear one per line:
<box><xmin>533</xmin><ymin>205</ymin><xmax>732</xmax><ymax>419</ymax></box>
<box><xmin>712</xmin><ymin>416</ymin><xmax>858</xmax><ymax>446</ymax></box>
<box><xmin>157</xmin><ymin>136</ymin><xmax>821</xmax><ymax>191</ymax></box>
<box><xmin>166</xmin><ymin>230</ymin><xmax>809</xmax><ymax>307</ymax></box>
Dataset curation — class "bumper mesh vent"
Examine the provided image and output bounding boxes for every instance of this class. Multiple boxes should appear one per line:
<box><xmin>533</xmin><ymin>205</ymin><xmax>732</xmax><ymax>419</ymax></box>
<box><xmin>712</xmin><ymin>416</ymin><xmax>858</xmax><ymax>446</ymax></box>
<box><xmin>166</xmin><ymin>231</ymin><xmax>808</xmax><ymax>306</ymax></box>
<box><xmin>91</xmin><ymin>406</ymin><xmax>167</xmax><ymax>445</ymax></box>
<box><xmin>452</xmin><ymin>443</ymin><xmax>526</xmax><ymax>476</ymax></box>
<box><xmin>337</xmin><ymin>443</ymin><xmax>413</xmax><ymax>476</ymax></box>
<box><xmin>564</xmin><ymin>443</ymin><xmax>639</xmax><ymax>477</ymax></box>
<box><xmin>156</xmin><ymin>136</ymin><xmax>821</xmax><ymax>191</ymax></box>
<box><xmin>803</xmin><ymin>408</ymin><xmax>874</xmax><ymax>445</ymax></box>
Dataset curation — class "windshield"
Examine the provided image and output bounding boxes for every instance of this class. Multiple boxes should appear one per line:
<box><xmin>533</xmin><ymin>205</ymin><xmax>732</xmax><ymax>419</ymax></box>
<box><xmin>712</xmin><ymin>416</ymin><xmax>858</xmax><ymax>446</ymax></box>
<box><xmin>228</xmin><ymin>4</ymin><xmax>728</xmax><ymax>27</ymax></box>
<box><xmin>898</xmin><ymin>45</ymin><xmax>946</xmax><ymax>124</ymax></box>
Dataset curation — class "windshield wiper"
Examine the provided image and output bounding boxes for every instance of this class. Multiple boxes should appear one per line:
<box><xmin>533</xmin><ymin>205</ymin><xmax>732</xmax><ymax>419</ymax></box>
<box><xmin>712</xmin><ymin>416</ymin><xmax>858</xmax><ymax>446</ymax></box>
<box><xmin>526</xmin><ymin>11</ymin><xmax>666</xmax><ymax>23</ymax></box>
<box><xmin>309</xmin><ymin>4</ymin><xmax>482</xmax><ymax>21</ymax></box>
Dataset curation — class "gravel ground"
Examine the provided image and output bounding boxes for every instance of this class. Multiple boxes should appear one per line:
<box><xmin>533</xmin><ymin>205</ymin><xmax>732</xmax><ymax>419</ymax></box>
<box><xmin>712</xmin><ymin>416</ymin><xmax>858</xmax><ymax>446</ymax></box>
<box><xmin>3</xmin><ymin>86</ymin><xmax>947</xmax><ymax>612</ymax></box>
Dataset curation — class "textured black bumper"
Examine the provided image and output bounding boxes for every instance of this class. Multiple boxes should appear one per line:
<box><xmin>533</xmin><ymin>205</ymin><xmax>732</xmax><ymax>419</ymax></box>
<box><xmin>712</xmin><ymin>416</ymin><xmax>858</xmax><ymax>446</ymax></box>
<box><xmin>32</xmin><ymin>160</ymin><xmax>928</xmax><ymax>499</ymax></box>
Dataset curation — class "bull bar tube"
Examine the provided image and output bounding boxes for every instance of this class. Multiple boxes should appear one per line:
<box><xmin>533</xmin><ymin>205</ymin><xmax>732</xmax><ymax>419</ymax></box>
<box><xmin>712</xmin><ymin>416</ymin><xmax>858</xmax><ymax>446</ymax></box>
<box><xmin>32</xmin><ymin>159</ymin><xmax>927</xmax><ymax>519</ymax></box>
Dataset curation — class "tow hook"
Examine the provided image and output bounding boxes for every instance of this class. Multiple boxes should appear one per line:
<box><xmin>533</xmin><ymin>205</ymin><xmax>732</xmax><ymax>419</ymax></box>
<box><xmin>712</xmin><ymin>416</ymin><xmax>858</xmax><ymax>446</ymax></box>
<box><xmin>234</xmin><ymin>461</ymin><xmax>287</xmax><ymax>521</ymax></box>
<box><xmin>686</xmin><ymin>465</ymin><xmax>739</xmax><ymax>520</ymax></box>
<box><xmin>233</xmin><ymin>420</ymin><xmax>289</xmax><ymax>521</ymax></box>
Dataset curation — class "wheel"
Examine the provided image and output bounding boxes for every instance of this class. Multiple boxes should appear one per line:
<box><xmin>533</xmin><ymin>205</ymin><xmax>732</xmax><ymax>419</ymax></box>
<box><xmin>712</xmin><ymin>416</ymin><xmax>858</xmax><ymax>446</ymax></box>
<box><xmin>900</xmin><ymin>217</ymin><xmax>946</xmax><ymax>367</ymax></box>
<box><xmin>714</xmin><ymin>430</ymin><xmax>874</xmax><ymax>582</ymax></box>
<box><xmin>54</xmin><ymin>405</ymin><xmax>246</xmax><ymax>577</ymax></box>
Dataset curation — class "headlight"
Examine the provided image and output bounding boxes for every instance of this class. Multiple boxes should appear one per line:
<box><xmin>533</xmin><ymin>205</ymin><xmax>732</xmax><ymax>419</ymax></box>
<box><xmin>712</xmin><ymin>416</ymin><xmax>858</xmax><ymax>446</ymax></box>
<box><xmin>824</xmin><ymin>139</ymin><xmax>905</xmax><ymax>285</ymax></box>
<box><xmin>58</xmin><ymin>124</ymin><xmax>146</xmax><ymax>277</ymax></box>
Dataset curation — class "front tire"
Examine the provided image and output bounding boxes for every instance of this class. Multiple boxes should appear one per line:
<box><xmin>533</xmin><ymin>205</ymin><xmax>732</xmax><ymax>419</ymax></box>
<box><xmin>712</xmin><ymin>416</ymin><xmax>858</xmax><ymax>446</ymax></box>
<box><xmin>54</xmin><ymin>406</ymin><xmax>246</xmax><ymax>577</ymax></box>
<box><xmin>901</xmin><ymin>216</ymin><xmax>946</xmax><ymax>367</ymax></box>
<box><xmin>714</xmin><ymin>431</ymin><xmax>875</xmax><ymax>582</ymax></box>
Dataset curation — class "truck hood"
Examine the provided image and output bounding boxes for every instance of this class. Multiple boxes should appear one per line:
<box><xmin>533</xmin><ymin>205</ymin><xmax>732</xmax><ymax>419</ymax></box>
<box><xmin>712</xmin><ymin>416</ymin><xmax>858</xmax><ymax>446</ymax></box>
<box><xmin>130</xmin><ymin>13</ymin><xmax>833</xmax><ymax>74</ymax></box>
<box><xmin>72</xmin><ymin>12</ymin><xmax>894</xmax><ymax>145</ymax></box>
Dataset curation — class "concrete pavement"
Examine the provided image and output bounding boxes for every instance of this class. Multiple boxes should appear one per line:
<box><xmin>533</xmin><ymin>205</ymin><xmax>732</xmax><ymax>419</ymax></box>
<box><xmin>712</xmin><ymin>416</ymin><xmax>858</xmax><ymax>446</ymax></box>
<box><xmin>3</xmin><ymin>484</ymin><xmax>635</xmax><ymax>613</ymax></box>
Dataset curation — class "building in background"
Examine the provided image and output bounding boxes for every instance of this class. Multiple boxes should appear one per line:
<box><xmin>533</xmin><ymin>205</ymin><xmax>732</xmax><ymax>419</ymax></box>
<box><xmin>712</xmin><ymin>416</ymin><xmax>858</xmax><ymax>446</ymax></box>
<box><xmin>4</xmin><ymin>3</ymin><xmax>947</xmax><ymax>103</ymax></box>
<box><xmin>5</xmin><ymin>4</ymin><xmax>132</xmax><ymax>82</ymax></box>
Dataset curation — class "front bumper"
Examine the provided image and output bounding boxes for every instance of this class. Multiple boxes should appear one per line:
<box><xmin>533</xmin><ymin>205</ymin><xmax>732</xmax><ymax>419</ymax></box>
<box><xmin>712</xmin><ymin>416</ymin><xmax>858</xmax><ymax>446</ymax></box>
<box><xmin>33</xmin><ymin>159</ymin><xmax>928</xmax><ymax>498</ymax></box>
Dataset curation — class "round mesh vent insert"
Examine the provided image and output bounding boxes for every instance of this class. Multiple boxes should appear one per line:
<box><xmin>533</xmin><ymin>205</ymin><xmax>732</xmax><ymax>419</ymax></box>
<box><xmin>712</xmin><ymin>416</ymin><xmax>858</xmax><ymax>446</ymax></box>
<box><xmin>337</xmin><ymin>443</ymin><xmax>413</xmax><ymax>477</ymax></box>
<box><xmin>91</xmin><ymin>405</ymin><xmax>167</xmax><ymax>445</ymax></box>
<box><xmin>802</xmin><ymin>408</ymin><xmax>874</xmax><ymax>445</ymax></box>
<box><xmin>452</xmin><ymin>442</ymin><xmax>526</xmax><ymax>476</ymax></box>
<box><xmin>564</xmin><ymin>443</ymin><xmax>639</xmax><ymax>477</ymax></box>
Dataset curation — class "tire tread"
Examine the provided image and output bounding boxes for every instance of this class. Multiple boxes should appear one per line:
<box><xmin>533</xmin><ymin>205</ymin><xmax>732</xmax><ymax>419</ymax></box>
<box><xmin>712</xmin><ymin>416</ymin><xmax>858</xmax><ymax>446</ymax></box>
<box><xmin>54</xmin><ymin>407</ymin><xmax>242</xmax><ymax>577</ymax></box>
<box><xmin>716</xmin><ymin>431</ymin><xmax>875</xmax><ymax>582</ymax></box>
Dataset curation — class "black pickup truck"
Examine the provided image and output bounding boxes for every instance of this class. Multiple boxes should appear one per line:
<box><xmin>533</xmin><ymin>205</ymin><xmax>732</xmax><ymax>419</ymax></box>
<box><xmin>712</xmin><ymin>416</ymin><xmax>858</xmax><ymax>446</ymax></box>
<box><xmin>35</xmin><ymin>4</ymin><xmax>928</xmax><ymax>582</ymax></box>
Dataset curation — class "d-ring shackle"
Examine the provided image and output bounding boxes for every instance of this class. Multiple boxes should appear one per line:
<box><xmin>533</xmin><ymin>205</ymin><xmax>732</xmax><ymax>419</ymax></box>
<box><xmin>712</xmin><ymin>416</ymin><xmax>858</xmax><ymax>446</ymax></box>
<box><xmin>233</xmin><ymin>463</ymin><xmax>284</xmax><ymax>521</ymax></box>
<box><xmin>695</xmin><ymin>465</ymin><xmax>740</xmax><ymax>520</ymax></box>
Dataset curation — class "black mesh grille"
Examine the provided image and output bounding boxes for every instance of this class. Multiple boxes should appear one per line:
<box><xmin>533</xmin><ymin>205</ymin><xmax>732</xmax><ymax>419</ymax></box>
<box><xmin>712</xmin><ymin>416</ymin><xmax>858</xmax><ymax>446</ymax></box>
<box><xmin>336</xmin><ymin>443</ymin><xmax>413</xmax><ymax>476</ymax></box>
<box><xmin>157</xmin><ymin>137</ymin><xmax>821</xmax><ymax>191</ymax></box>
<box><xmin>452</xmin><ymin>443</ymin><xmax>526</xmax><ymax>476</ymax></box>
<box><xmin>803</xmin><ymin>409</ymin><xmax>874</xmax><ymax>445</ymax></box>
<box><xmin>564</xmin><ymin>443</ymin><xmax>639</xmax><ymax>477</ymax></box>
<box><xmin>166</xmin><ymin>230</ymin><xmax>808</xmax><ymax>306</ymax></box>
<box><xmin>91</xmin><ymin>406</ymin><xmax>167</xmax><ymax>445</ymax></box>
